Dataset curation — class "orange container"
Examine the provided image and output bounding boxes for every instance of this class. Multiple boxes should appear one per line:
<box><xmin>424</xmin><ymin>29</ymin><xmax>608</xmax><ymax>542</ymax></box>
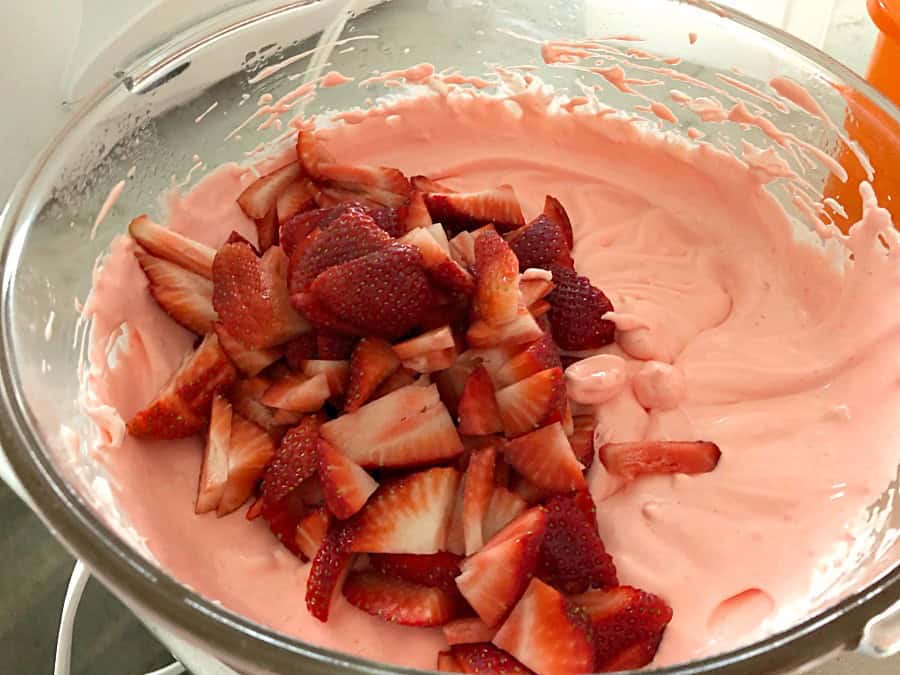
<box><xmin>868</xmin><ymin>0</ymin><xmax>900</xmax><ymax>104</ymax></box>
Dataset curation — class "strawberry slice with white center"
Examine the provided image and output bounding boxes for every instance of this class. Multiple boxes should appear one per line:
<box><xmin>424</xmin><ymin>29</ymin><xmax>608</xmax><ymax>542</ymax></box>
<box><xmin>493</xmin><ymin>333</ymin><xmax>562</xmax><ymax>388</ymax></box>
<box><xmin>295</xmin><ymin>507</ymin><xmax>331</xmax><ymax>560</ymax></box>
<box><xmin>349</xmin><ymin>466</ymin><xmax>460</xmax><ymax>554</ymax></box>
<box><xmin>457</xmin><ymin>366</ymin><xmax>503</xmax><ymax>436</ymax></box>
<box><xmin>319</xmin><ymin>437</ymin><xmax>379</xmax><ymax>519</ymax></box>
<box><xmin>296</xmin><ymin>128</ymin><xmax>334</xmax><ymax>179</ymax></box>
<box><xmin>503</xmin><ymin>423</ymin><xmax>587</xmax><ymax>493</ymax></box>
<box><xmin>228</xmin><ymin>376</ymin><xmax>299</xmax><ymax>437</ymax></box>
<box><xmin>401</xmin><ymin>347</ymin><xmax>458</xmax><ymax>374</ymax></box>
<box><xmin>400</xmin><ymin>227</ymin><xmax>475</xmax><ymax>294</ymax></box>
<box><xmin>445</xmin><ymin>476</ymin><xmax>466</xmax><ymax>556</ymax></box>
<box><xmin>128</xmin><ymin>215</ymin><xmax>216</xmax><ymax>279</ymax></box>
<box><xmin>259</xmin><ymin>373</ymin><xmax>331</xmax><ymax>413</ymax></box>
<box><xmin>466</xmin><ymin>308</ymin><xmax>543</xmax><ymax>349</ymax></box>
<box><xmin>599</xmin><ymin>440</ymin><xmax>721</xmax><ymax>480</ymax></box>
<box><xmin>213</xmin><ymin>241</ymin><xmax>310</xmax><ymax>349</ymax></box>
<box><xmin>344</xmin><ymin>337</ymin><xmax>401</xmax><ymax>412</ymax></box>
<box><xmin>474</xmin><ymin>230</ymin><xmax>520</xmax><ymax>327</ymax></box>
<box><xmin>393</xmin><ymin>325</ymin><xmax>456</xmax><ymax>361</ymax></box>
<box><xmin>424</xmin><ymin>185</ymin><xmax>525</xmax><ymax>235</ymax></box>
<box><xmin>128</xmin><ymin>333</ymin><xmax>237</xmax><ymax>440</ymax></box>
<box><xmin>302</xmin><ymin>359</ymin><xmax>350</xmax><ymax>398</ymax></box>
<box><xmin>449</xmin><ymin>230</ymin><xmax>477</xmax><ymax>270</ymax></box>
<box><xmin>306</xmin><ymin>520</ymin><xmax>355</xmax><ymax>622</ymax></box>
<box><xmin>254</xmin><ymin>209</ymin><xmax>278</xmax><ymax>253</ymax></box>
<box><xmin>276</xmin><ymin>179</ymin><xmax>318</xmax><ymax>224</ymax></box>
<box><xmin>493</xmin><ymin>578</ymin><xmax>595</xmax><ymax>675</ymax></box>
<box><xmin>450</xmin><ymin>643</ymin><xmax>533</xmax><ymax>674</ymax></box>
<box><xmin>437</xmin><ymin>651</ymin><xmax>464</xmax><ymax>673</ymax></box>
<box><xmin>342</xmin><ymin>570</ymin><xmax>462</xmax><ymax>627</ymax></box>
<box><xmin>463</xmin><ymin>445</ymin><xmax>496</xmax><ymax>555</ymax></box>
<box><xmin>443</xmin><ymin>617</ymin><xmax>497</xmax><ymax>646</ymax></box>
<box><xmin>403</xmin><ymin>190</ymin><xmax>433</xmax><ymax>231</ymax></box>
<box><xmin>495</xmin><ymin>367</ymin><xmax>565</xmax><ymax>437</ymax></box>
<box><xmin>217</xmin><ymin>413</ymin><xmax>276</xmax><ymax>516</ymax></box>
<box><xmin>237</xmin><ymin>161</ymin><xmax>303</xmax><ymax>220</ymax></box>
<box><xmin>317</xmin><ymin>163</ymin><xmax>412</xmax><ymax>208</ymax></box>
<box><xmin>214</xmin><ymin>322</ymin><xmax>283</xmax><ymax>377</ymax></box>
<box><xmin>320</xmin><ymin>383</ymin><xmax>463</xmax><ymax>468</ymax></box>
<box><xmin>483</xmin><ymin>487</ymin><xmax>528</xmax><ymax>542</ymax></box>
<box><xmin>134</xmin><ymin>250</ymin><xmax>217</xmax><ymax>335</ymax></box>
<box><xmin>411</xmin><ymin>175</ymin><xmax>455</xmax><ymax>193</ymax></box>
<box><xmin>455</xmin><ymin>506</ymin><xmax>547</xmax><ymax>627</ymax></box>
<box><xmin>195</xmin><ymin>395</ymin><xmax>232</xmax><ymax>514</ymax></box>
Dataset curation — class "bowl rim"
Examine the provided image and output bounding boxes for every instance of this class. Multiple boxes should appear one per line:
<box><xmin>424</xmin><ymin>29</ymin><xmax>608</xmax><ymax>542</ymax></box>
<box><xmin>2</xmin><ymin>1</ymin><xmax>900</xmax><ymax>673</ymax></box>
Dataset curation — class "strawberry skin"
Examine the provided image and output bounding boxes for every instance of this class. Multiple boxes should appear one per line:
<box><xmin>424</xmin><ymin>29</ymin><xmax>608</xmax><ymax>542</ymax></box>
<box><xmin>542</xmin><ymin>196</ymin><xmax>574</xmax><ymax>250</ymax></box>
<box><xmin>342</xmin><ymin>570</ymin><xmax>462</xmax><ymax>627</ymax></box>
<box><xmin>129</xmin><ymin>215</ymin><xmax>216</xmax><ymax>279</ymax></box>
<box><xmin>345</xmin><ymin>337</ymin><xmax>401</xmax><ymax>412</ymax></box>
<box><xmin>598</xmin><ymin>440</ymin><xmax>722</xmax><ymax>480</ymax></box>
<box><xmin>493</xmin><ymin>333</ymin><xmax>562</xmax><ymax>388</ymax></box>
<box><xmin>474</xmin><ymin>230</ymin><xmax>520</xmax><ymax>327</ymax></box>
<box><xmin>260</xmin><ymin>415</ymin><xmax>322</xmax><ymax>509</ymax></box>
<box><xmin>546</xmin><ymin>264</ymin><xmax>615</xmax><ymax>351</ymax></box>
<box><xmin>306</xmin><ymin>521</ymin><xmax>355</xmax><ymax>622</ymax></box>
<box><xmin>218</xmin><ymin>413</ymin><xmax>277</xmax><ymax>516</ymax></box>
<box><xmin>196</xmin><ymin>395</ymin><xmax>232</xmax><ymax>514</ymax></box>
<box><xmin>437</xmin><ymin>651</ymin><xmax>464</xmax><ymax>673</ymax></box>
<box><xmin>506</xmin><ymin>214</ymin><xmax>574</xmax><ymax>272</ymax></box>
<box><xmin>463</xmin><ymin>445</ymin><xmax>496</xmax><ymax>555</ymax></box>
<box><xmin>503</xmin><ymin>423</ymin><xmax>587</xmax><ymax>493</ymax></box>
<box><xmin>450</xmin><ymin>643</ymin><xmax>533</xmax><ymax>674</ymax></box>
<box><xmin>369</xmin><ymin>552</ymin><xmax>463</xmax><ymax>589</ymax></box>
<box><xmin>495</xmin><ymin>367</ymin><xmax>566</xmax><ymax>438</ymax></box>
<box><xmin>295</xmin><ymin>507</ymin><xmax>331</xmax><ymax>561</ymax></box>
<box><xmin>457</xmin><ymin>365</ymin><xmax>504</xmax><ymax>436</ymax></box>
<box><xmin>319</xmin><ymin>438</ymin><xmax>379</xmax><ymax>519</ymax></box>
<box><xmin>135</xmin><ymin>250</ymin><xmax>217</xmax><ymax>335</ymax></box>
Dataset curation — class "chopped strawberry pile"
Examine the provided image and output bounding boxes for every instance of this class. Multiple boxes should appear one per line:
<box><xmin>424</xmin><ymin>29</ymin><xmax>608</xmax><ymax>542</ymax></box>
<box><xmin>123</xmin><ymin>127</ymin><xmax>727</xmax><ymax>673</ymax></box>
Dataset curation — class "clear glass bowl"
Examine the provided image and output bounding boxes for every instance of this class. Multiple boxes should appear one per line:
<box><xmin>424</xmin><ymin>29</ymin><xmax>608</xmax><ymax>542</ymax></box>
<box><xmin>1</xmin><ymin>1</ymin><xmax>899</xmax><ymax>673</ymax></box>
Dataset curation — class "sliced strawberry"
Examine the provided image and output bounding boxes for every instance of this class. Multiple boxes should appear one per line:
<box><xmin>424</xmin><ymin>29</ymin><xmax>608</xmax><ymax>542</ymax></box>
<box><xmin>528</xmin><ymin>300</ymin><xmax>551</xmax><ymax>319</ymax></box>
<box><xmin>238</xmin><ymin>161</ymin><xmax>303</xmax><ymax>220</ymax></box>
<box><xmin>571</xmin><ymin>586</ymin><xmax>672</xmax><ymax>670</ymax></box>
<box><xmin>368</xmin><ymin>552</ymin><xmax>462</xmax><ymax>589</ymax></box>
<box><xmin>316</xmin><ymin>332</ymin><xmax>357</xmax><ymax>360</ymax></box>
<box><xmin>262</xmin><ymin>487</ymin><xmax>309</xmax><ymax>553</ymax></box>
<box><xmin>569</xmin><ymin>416</ymin><xmax>595</xmax><ymax>470</ymax></box>
<box><xmin>493</xmin><ymin>333</ymin><xmax>562</xmax><ymax>388</ymax></box>
<box><xmin>259</xmin><ymin>373</ymin><xmax>331</xmax><ymax>412</ymax></box>
<box><xmin>254</xmin><ymin>209</ymin><xmax>278</xmax><ymax>253</ymax></box>
<box><xmin>463</xmin><ymin>445</ymin><xmax>496</xmax><ymax>555</ymax></box>
<box><xmin>518</xmin><ymin>276</ymin><xmax>554</xmax><ymax>309</ymax></box>
<box><xmin>457</xmin><ymin>366</ymin><xmax>504</xmax><ymax>436</ymax></box>
<box><xmin>315</xmin><ymin>186</ymin><xmax>381</xmax><ymax>210</ymax></box>
<box><xmin>214</xmin><ymin>322</ymin><xmax>282</xmax><ymax>376</ymax></box>
<box><xmin>318</xmin><ymin>163</ymin><xmax>411</xmax><ymax>208</ymax></box>
<box><xmin>509</xmin><ymin>474</ymin><xmax>552</xmax><ymax>506</ymax></box>
<box><xmin>474</xmin><ymin>230</ymin><xmax>520</xmax><ymax>327</ymax></box>
<box><xmin>283</xmin><ymin>333</ymin><xmax>318</xmax><ymax>370</ymax></box>
<box><xmin>435</xmin><ymin>360</ymin><xmax>476</xmax><ymax>418</ymax></box>
<box><xmin>443</xmin><ymin>617</ymin><xmax>497</xmax><ymax>646</ymax></box>
<box><xmin>287</xmin><ymin>209</ymin><xmax>391</xmax><ymax>293</ymax></box>
<box><xmin>449</xmin><ymin>230</ymin><xmax>477</xmax><ymax>270</ymax></box>
<box><xmin>309</xmin><ymin>243</ymin><xmax>434</xmax><ymax>339</ymax></box>
<box><xmin>506</xmin><ymin>213</ymin><xmax>573</xmax><ymax>272</ymax></box>
<box><xmin>134</xmin><ymin>250</ymin><xmax>217</xmax><ymax>335</ymax></box>
<box><xmin>280</xmin><ymin>202</ymin><xmax>367</xmax><ymax>258</ymax></box>
<box><xmin>483</xmin><ymin>487</ymin><xmax>528</xmax><ymax>542</ymax></box>
<box><xmin>503</xmin><ymin>423</ymin><xmax>586</xmax><ymax>493</ymax></box>
<box><xmin>542</xmin><ymin>196</ymin><xmax>574</xmax><ymax>250</ymax></box>
<box><xmin>128</xmin><ymin>333</ymin><xmax>237</xmax><ymax>439</ymax></box>
<box><xmin>455</xmin><ymin>507</ymin><xmax>547</xmax><ymax>627</ymax></box>
<box><xmin>451</xmin><ymin>643</ymin><xmax>533</xmax><ymax>674</ymax></box>
<box><xmin>218</xmin><ymin>413</ymin><xmax>276</xmax><ymax>515</ymax></box>
<box><xmin>493</xmin><ymin>457</ymin><xmax>512</xmax><ymax>488</ymax></box>
<box><xmin>321</xmin><ymin>383</ymin><xmax>463</xmax><ymax>468</ymax></box>
<box><xmin>494</xmin><ymin>367</ymin><xmax>565</xmax><ymax>438</ymax></box>
<box><xmin>372</xmin><ymin>367</ymin><xmax>418</xmax><ymax>400</ymax></box>
<box><xmin>466</xmin><ymin>309</ymin><xmax>543</xmax><ymax>349</ymax></box>
<box><xmin>344</xmin><ymin>337</ymin><xmax>402</xmax><ymax>412</ymax></box>
<box><xmin>276</xmin><ymin>179</ymin><xmax>318</xmax><ymax>224</ymax></box>
<box><xmin>228</xmin><ymin>376</ymin><xmax>297</xmax><ymax>437</ymax></box>
<box><xmin>196</xmin><ymin>395</ymin><xmax>232</xmax><ymax>514</ymax></box>
<box><xmin>342</xmin><ymin>570</ymin><xmax>462</xmax><ymax>626</ymax></box>
<box><xmin>493</xmin><ymin>578</ymin><xmax>595</xmax><ymax>675</ymax></box>
<box><xmin>306</xmin><ymin>521</ymin><xmax>354</xmax><ymax>622</ymax></box>
<box><xmin>296</xmin><ymin>128</ymin><xmax>333</xmax><ymax>179</ymax></box>
<box><xmin>400</xmin><ymin>227</ymin><xmax>475</xmax><ymax>294</ymax></box>
<box><xmin>319</xmin><ymin>438</ymin><xmax>378</xmax><ymax>519</ymax></box>
<box><xmin>403</xmin><ymin>190</ymin><xmax>433</xmax><ymax>231</ymax></box>
<box><xmin>424</xmin><ymin>186</ymin><xmax>525</xmax><ymax>235</ymax></box>
<box><xmin>260</xmin><ymin>415</ymin><xmax>322</xmax><ymax>509</ymax></box>
<box><xmin>213</xmin><ymin>241</ymin><xmax>309</xmax><ymax>349</ymax></box>
<box><xmin>599</xmin><ymin>440</ymin><xmax>721</xmax><ymax>480</ymax></box>
<box><xmin>129</xmin><ymin>215</ymin><xmax>216</xmax><ymax>279</ymax></box>
<box><xmin>546</xmin><ymin>264</ymin><xmax>615</xmax><ymax>351</ymax></box>
<box><xmin>445</xmin><ymin>475</ymin><xmax>466</xmax><ymax>556</ymax></box>
<box><xmin>402</xmin><ymin>347</ymin><xmax>458</xmax><ymax>373</ymax></box>
<box><xmin>302</xmin><ymin>359</ymin><xmax>350</xmax><ymax>398</ymax></box>
<box><xmin>393</xmin><ymin>325</ymin><xmax>454</xmax><ymax>361</ymax></box>
<box><xmin>437</xmin><ymin>651</ymin><xmax>464</xmax><ymax>673</ymax></box>
<box><xmin>367</xmin><ymin>206</ymin><xmax>406</xmax><ymax>238</ymax></box>
<box><xmin>456</xmin><ymin>345</ymin><xmax>519</xmax><ymax>383</ymax></box>
<box><xmin>295</xmin><ymin>507</ymin><xmax>331</xmax><ymax>560</ymax></box>
<box><xmin>412</xmin><ymin>175</ymin><xmax>454</xmax><ymax>193</ymax></box>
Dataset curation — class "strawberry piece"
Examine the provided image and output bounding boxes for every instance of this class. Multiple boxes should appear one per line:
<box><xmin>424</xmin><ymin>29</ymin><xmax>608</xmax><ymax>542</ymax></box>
<box><xmin>599</xmin><ymin>440</ymin><xmax>721</xmax><ymax>480</ymax></box>
<box><xmin>315</xmin><ymin>186</ymin><xmax>381</xmax><ymax>210</ymax></box>
<box><xmin>449</xmin><ymin>230</ymin><xmax>477</xmax><ymax>270</ymax></box>
<box><xmin>296</xmin><ymin>128</ymin><xmax>333</xmax><ymax>179</ymax></box>
<box><xmin>510</xmin><ymin>474</ymin><xmax>552</xmax><ymax>506</ymax></box>
<box><xmin>546</xmin><ymin>265</ymin><xmax>615</xmax><ymax>351</ymax></box>
<box><xmin>128</xmin><ymin>333</ymin><xmax>237</xmax><ymax>439</ymax></box>
<box><xmin>302</xmin><ymin>359</ymin><xmax>350</xmax><ymax>398</ymax></box>
<box><xmin>506</xmin><ymin>214</ymin><xmax>574</xmax><ymax>271</ymax></box>
<box><xmin>309</xmin><ymin>243</ymin><xmax>434</xmax><ymax>339</ymax></box>
<box><xmin>342</xmin><ymin>570</ymin><xmax>462</xmax><ymax>626</ymax></box>
<box><xmin>287</xmin><ymin>209</ymin><xmax>391</xmax><ymax>293</ymax></box>
<box><xmin>435</xmin><ymin>360</ymin><xmax>476</xmax><ymax>418</ymax></box>
<box><xmin>483</xmin><ymin>487</ymin><xmax>528</xmax><ymax>542</ymax></box>
<box><xmin>238</xmin><ymin>161</ymin><xmax>303</xmax><ymax>220</ymax></box>
<box><xmin>466</xmin><ymin>309</ymin><xmax>543</xmax><ymax>349</ymax></box>
<box><xmin>368</xmin><ymin>206</ymin><xmax>406</xmax><ymax>238</ymax></box>
<box><xmin>345</xmin><ymin>337</ymin><xmax>401</xmax><ymax>412</ymax></box>
<box><xmin>445</xmin><ymin>475</ymin><xmax>467</xmax><ymax>556</ymax></box>
<box><xmin>318</xmin><ymin>163</ymin><xmax>411</xmax><ymax>208</ymax></box>
<box><xmin>196</xmin><ymin>395</ymin><xmax>232</xmax><ymax>514</ymax></box>
<box><xmin>456</xmin><ymin>507</ymin><xmax>547</xmax><ymax>627</ymax></box>
<box><xmin>254</xmin><ymin>209</ymin><xmax>278</xmax><ymax>253</ymax></box>
<box><xmin>571</xmin><ymin>586</ymin><xmax>672</xmax><ymax>670</ymax></box>
<box><xmin>400</xmin><ymin>227</ymin><xmax>475</xmax><ymax>294</ymax></box>
<box><xmin>214</xmin><ymin>322</ymin><xmax>283</xmax><ymax>376</ymax></box>
<box><xmin>424</xmin><ymin>186</ymin><xmax>525</xmax><ymax>235</ymax></box>
<box><xmin>228</xmin><ymin>376</ymin><xmax>298</xmax><ymax>437</ymax></box>
<box><xmin>135</xmin><ymin>250</ymin><xmax>217</xmax><ymax>335</ymax></box>
<box><xmin>494</xmin><ymin>333</ymin><xmax>562</xmax><ymax>388</ymax></box>
<box><xmin>259</xmin><ymin>373</ymin><xmax>331</xmax><ymax>412</ymax></box>
<box><xmin>518</xmin><ymin>276</ymin><xmax>554</xmax><ymax>309</ymax></box>
<box><xmin>493</xmin><ymin>578</ymin><xmax>595</xmax><ymax>675</ymax></box>
<box><xmin>412</xmin><ymin>175</ymin><xmax>454</xmax><ymax>193</ymax></box>
<box><xmin>458</xmin><ymin>366</ymin><xmax>503</xmax><ymax>436</ymax></box>
<box><xmin>319</xmin><ymin>438</ymin><xmax>379</xmax><ymax>519</ymax></box>
<box><xmin>437</xmin><ymin>651</ymin><xmax>464</xmax><ymax>673</ymax></box>
<box><xmin>474</xmin><ymin>230</ymin><xmax>520</xmax><ymax>327</ymax></box>
<box><xmin>350</xmin><ymin>467</ymin><xmax>460</xmax><ymax>554</ymax></box>
<box><xmin>316</xmin><ymin>332</ymin><xmax>357</xmax><ymax>360</ymax></box>
<box><xmin>537</xmin><ymin>491</ymin><xmax>617</xmax><ymax>594</ymax></box>
<box><xmin>450</xmin><ymin>643</ymin><xmax>533</xmax><ymax>674</ymax></box>
<box><xmin>528</xmin><ymin>300</ymin><xmax>551</xmax><ymax>319</ymax></box>
<box><xmin>280</xmin><ymin>202</ymin><xmax>366</xmax><ymax>258</ymax></box>
<box><xmin>321</xmin><ymin>383</ymin><xmax>463</xmax><ymax>468</ymax></box>
<box><xmin>213</xmin><ymin>241</ymin><xmax>310</xmax><ymax>349</ymax></box>
<box><xmin>542</xmin><ymin>196</ymin><xmax>574</xmax><ymax>249</ymax></box>
<box><xmin>456</xmin><ymin>346</ymin><xmax>519</xmax><ymax>382</ymax></box>
<box><xmin>129</xmin><ymin>215</ymin><xmax>216</xmax><ymax>279</ymax></box>
<box><xmin>503</xmin><ymin>423</ymin><xmax>587</xmax><ymax>493</ymax></box>
<box><xmin>495</xmin><ymin>367</ymin><xmax>565</xmax><ymax>437</ymax></box>
<box><xmin>463</xmin><ymin>445</ymin><xmax>496</xmax><ymax>555</ymax></box>
<box><xmin>443</xmin><ymin>617</ymin><xmax>497</xmax><ymax>646</ymax></box>
<box><xmin>569</xmin><ymin>416</ymin><xmax>595</xmax><ymax>470</ymax></box>
<box><xmin>262</xmin><ymin>487</ymin><xmax>309</xmax><ymax>553</ymax></box>
<box><xmin>295</xmin><ymin>507</ymin><xmax>331</xmax><ymax>560</ymax></box>
<box><xmin>402</xmin><ymin>347</ymin><xmax>458</xmax><ymax>374</ymax></box>
<box><xmin>276</xmin><ymin>179</ymin><xmax>318</xmax><ymax>224</ymax></box>
<box><xmin>284</xmin><ymin>333</ymin><xmax>318</xmax><ymax>370</ymax></box>
<box><xmin>369</xmin><ymin>552</ymin><xmax>462</xmax><ymax>591</ymax></box>
<box><xmin>373</xmin><ymin>367</ymin><xmax>418</xmax><ymax>400</ymax></box>
<box><xmin>393</xmin><ymin>325</ymin><xmax>454</xmax><ymax>361</ymax></box>
<box><xmin>218</xmin><ymin>413</ymin><xmax>276</xmax><ymax>515</ymax></box>
<box><xmin>306</xmin><ymin>521</ymin><xmax>354</xmax><ymax>622</ymax></box>
<box><xmin>260</xmin><ymin>415</ymin><xmax>322</xmax><ymax>509</ymax></box>
<box><xmin>403</xmin><ymin>190</ymin><xmax>433</xmax><ymax>231</ymax></box>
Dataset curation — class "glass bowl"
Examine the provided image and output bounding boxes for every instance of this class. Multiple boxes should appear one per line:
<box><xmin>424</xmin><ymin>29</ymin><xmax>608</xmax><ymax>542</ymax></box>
<box><xmin>1</xmin><ymin>0</ymin><xmax>899</xmax><ymax>673</ymax></box>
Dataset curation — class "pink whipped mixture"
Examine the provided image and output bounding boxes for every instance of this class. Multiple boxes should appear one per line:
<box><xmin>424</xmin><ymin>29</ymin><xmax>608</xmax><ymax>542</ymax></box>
<box><xmin>81</xmin><ymin>81</ymin><xmax>900</xmax><ymax>668</ymax></box>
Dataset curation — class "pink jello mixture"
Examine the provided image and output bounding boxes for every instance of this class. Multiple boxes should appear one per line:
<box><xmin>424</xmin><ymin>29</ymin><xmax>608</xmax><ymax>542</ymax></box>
<box><xmin>79</xmin><ymin>57</ymin><xmax>900</xmax><ymax>669</ymax></box>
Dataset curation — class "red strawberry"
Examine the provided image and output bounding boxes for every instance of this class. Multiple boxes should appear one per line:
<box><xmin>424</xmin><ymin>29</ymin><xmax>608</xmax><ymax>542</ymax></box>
<box><xmin>342</xmin><ymin>570</ymin><xmax>462</xmax><ymax>626</ymax></box>
<box><xmin>259</xmin><ymin>373</ymin><xmax>331</xmax><ymax>412</ymax></box>
<box><xmin>214</xmin><ymin>322</ymin><xmax>283</xmax><ymax>377</ymax></box>
<box><xmin>483</xmin><ymin>487</ymin><xmax>528</xmax><ymax>542</ymax></box>
<box><xmin>466</xmin><ymin>309</ymin><xmax>544</xmax><ymax>349</ymax></box>
<box><xmin>237</xmin><ymin>161</ymin><xmax>303</xmax><ymax>219</ymax></box>
<box><xmin>295</xmin><ymin>507</ymin><xmax>331</xmax><ymax>561</ymax></box>
<box><xmin>262</xmin><ymin>487</ymin><xmax>309</xmax><ymax>553</ymax></box>
<box><xmin>394</xmin><ymin>325</ymin><xmax>455</xmax><ymax>359</ymax></box>
<box><xmin>493</xmin><ymin>578</ymin><xmax>595</xmax><ymax>675</ymax></box>
<box><xmin>135</xmin><ymin>250</ymin><xmax>217</xmax><ymax>335</ymax></box>
<box><xmin>402</xmin><ymin>347</ymin><xmax>458</xmax><ymax>374</ymax></box>
<box><xmin>372</xmin><ymin>367</ymin><xmax>418</xmax><ymax>400</ymax></box>
<box><xmin>321</xmin><ymin>384</ymin><xmax>463</xmax><ymax>468</ymax></box>
<box><xmin>345</xmin><ymin>337</ymin><xmax>401</xmax><ymax>412</ymax></box>
<box><xmin>228</xmin><ymin>376</ymin><xmax>298</xmax><ymax>437</ymax></box>
<box><xmin>437</xmin><ymin>651</ymin><xmax>464</xmax><ymax>673</ymax></box>
<box><xmin>568</xmin><ymin>416</ymin><xmax>595</xmax><ymax>470</ymax></box>
<box><xmin>260</xmin><ymin>415</ymin><xmax>323</xmax><ymax>509</ymax></box>
<box><xmin>435</xmin><ymin>360</ymin><xmax>476</xmax><ymax>418</ymax></box>
<box><xmin>306</xmin><ymin>521</ymin><xmax>355</xmax><ymax>621</ymax></box>
<box><xmin>283</xmin><ymin>333</ymin><xmax>318</xmax><ymax>370</ymax></box>
<box><xmin>350</xmin><ymin>467</ymin><xmax>460</xmax><ymax>554</ymax></box>
<box><xmin>503</xmin><ymin>423</ymin><xmax>587</xmax><ymax>493</ymax></box>
<box><xmin>411</xmin><ymin>175</ymin><xmax>454</xmax><ymax>193</ymax></box>
<box><xmin>571</xmin><ymin>586</ymin><xmax>672</xmax><ymax>670</ymax></box>
<box><xmin>451</xmin><ymin>643</ymin><xmax>533</xmax><ymax>674</ymax></box>
<box><xmin>315</xmin><ymin>186</ymin><xmax>381</xmax><ymax>210</ymax></box>
<box><xmin>302</xmin><ymin>359</ymin><xmax>350</xmax><ymax>398</ymax></box>
<box><xmin>254</xmin><ymin>209</ymin><xmax>278</xmax><ymax>253</ymax></box>
<box><xmin>129</xmin><ymin>215</ymin><xmax>216</xmax><ymax>279</ymax></box>
<box><xmin>493</xmin><ymin>333</ymin><xmax>562</xmax><ymax>388</ymax></box>
<box><xmin>403</xmin><ymin>190</ymin><xmax>433</xmax><ymax>231</ymax></box>
<box><xmin>455</xmin><ymin>507</ymin><xmax>547</xmax><ymax>627</ymax></box>
<box><xmin>368</xmin><ymin>206</ymin><xmax>406</xmax><ymax>238</ymax></box>
<box><xmin>474</xmin><ymin>230</ymin><xmax>520</xmax><ymax>327</ymax></box>
<box><xmin>518</xmin><ymin>276</ymin><xmax>554</xmax><ymax>308</ymax></box>
<box><xmin>546</xmin><ymin>265</ymin><xmax>615</xmax><ymax>351</ymax></box>
<box><xmin>400</xmin><ymin>227</ymin><xmax>475</xmax><ymax>294</ymax></box>
<box><xmin>542</xmin><ymin>196</ymin><xmax>574</xmax><ymax>249</ymax></box>
<box><xmin>509</xmin><ymin>474</ymin><xmax>552</xmax><ymax>506</ymax></box>
<box><xmin>463</xmin><ymin>445</ymin><xmax>496</xmax><ymax>555</ymax></box>
<box><xmin>424</xmin><ymin>186</ymin><xmax>525</xmax><ymax>235</ymax></box>
<box><xmin>536</xmin><ymin>491</ymin><xmax>617</xmax><ymax>594</ymax></box>
<box><xmin>368</xmin><ymin>552</ymin><xmax>462</xmax><ymax>589</ymax></box>
<box><xmin>287</xmin><ymin>209</ymin><xmax>392</xmax><ymax>293</ymax></box>
<box><xmin>456</xmin><ymin>367</ymin><xmax>503</xmax><ymax>436</ymax></box>
<box><xmin>456</xmin><ymin>345</ymin><xmax>519</xmax><ymax>383</ymax></box>
<box><xmin>599</xmin><ymin>440</ymin><xmax>721</xmax><ymax>480</ymax></box>
<box><xmin>212</xmin><ymin>241</ymin><xmax>310</xmax><ymax>349</ymax></box>
<box><xmin>316</xmin><ymin>332</ymin><xmax>357</xmax><ymax>360</ymax></box>
<box><xmin>128</xmin><ymin>333</ymin><xmax>237</xmax><ymax>439</ymax></box>
<box><xmin>218</xmin><ymin>413</ymin><xmax>276</xmax><ymax>515</ymax></box>
<box><xmin>449</xmin><ymin>230</ymin><xmax>477</xmax><ymax>270</ymax></box>
<box><xmin>319</xmin><ymin>437</ymin><xmax>379</xmax><ymax>519</ymax></box>
<box><xmin>276</xmin><ymin>179</ymin><xmax>318</xmax><ymax>224</ymax></box>
<box><xmin>318</xmin><ymin>163</ymin><xmax>411</xmax><ymax>208</ymax></box>
<box><xmin>280</xmin><ymin>202</ymin><xmax>367</xmax><ymax>258</ymax></box>
<box><xmin>495</xmin><ymin>367</ymin><xmax>565</xmax><ymax>437</ymax></box>
<box><xmin>296</xmin><ymin>128</ymin><xmax>333</xmax><ymax>179</ymax></box>
<box><xmin>309</xmin><ymin>243</ymin><xmax>434</xmax><ymax>339</ymax></box>
<box><xmin>445</xmin><ymin>476</ymin><xmax>466</xmax><ymax>556</ymax></box>
<box><xmin>443</xmin><ymin>617</ymin><xmax>497</xmax><ymax>646</ymax></box>
<box><xmin>528</xmin><ymin>300</ymin><xmax>551</xmax><ymax>319</ymax></box>
<box><xmin>196</xmin><ymin>395</ymin><xmax>232</xmax><ymax>514</ymax></box>
<box><xmin>506</xmin><ymin>214</ymin><xmax>574</xmax><ymax>271</ymax></box>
